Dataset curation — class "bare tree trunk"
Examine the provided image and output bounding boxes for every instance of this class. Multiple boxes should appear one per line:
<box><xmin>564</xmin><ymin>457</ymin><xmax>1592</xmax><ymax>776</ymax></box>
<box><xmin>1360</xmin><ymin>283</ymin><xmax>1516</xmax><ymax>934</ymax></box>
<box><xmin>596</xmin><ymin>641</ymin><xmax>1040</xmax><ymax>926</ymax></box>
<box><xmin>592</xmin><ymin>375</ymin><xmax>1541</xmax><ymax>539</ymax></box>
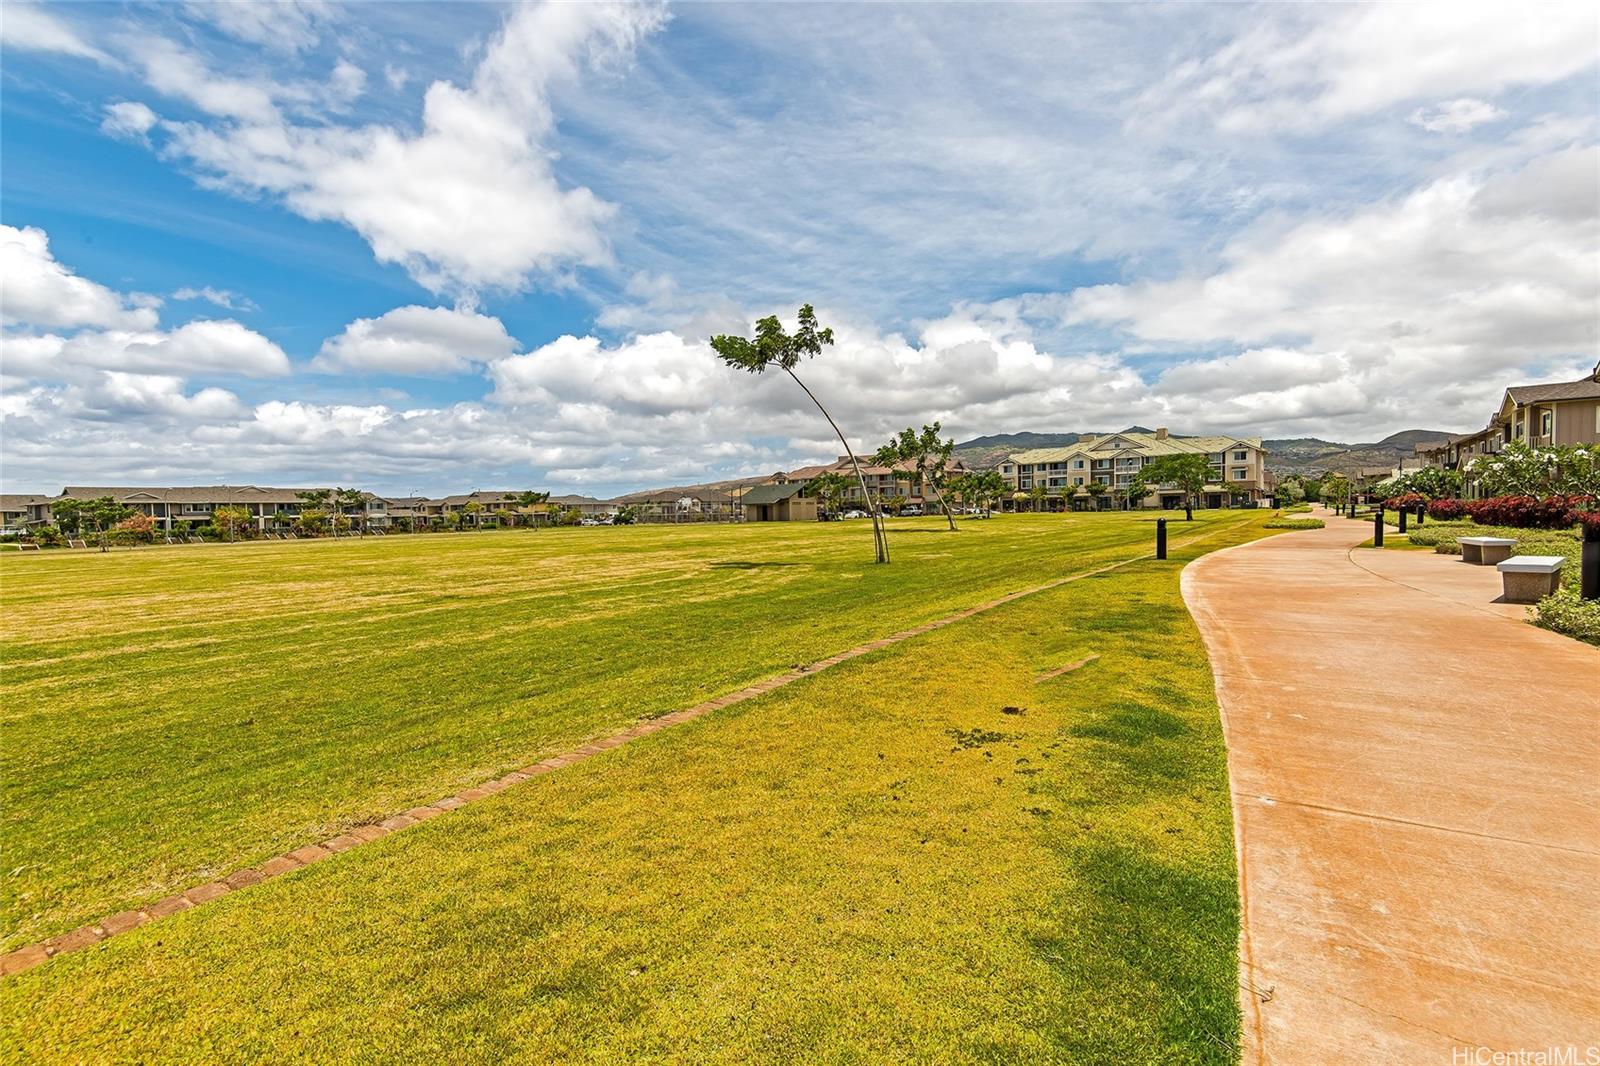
<box><xmin>785</xmin><ymin>368</ymin><xmax>888</xmax><ymax>563</ymax></box>
<box><xmin>927</xmin><ymin>475</ymin><xmax>957</xmax><ymax>531</ymax></box>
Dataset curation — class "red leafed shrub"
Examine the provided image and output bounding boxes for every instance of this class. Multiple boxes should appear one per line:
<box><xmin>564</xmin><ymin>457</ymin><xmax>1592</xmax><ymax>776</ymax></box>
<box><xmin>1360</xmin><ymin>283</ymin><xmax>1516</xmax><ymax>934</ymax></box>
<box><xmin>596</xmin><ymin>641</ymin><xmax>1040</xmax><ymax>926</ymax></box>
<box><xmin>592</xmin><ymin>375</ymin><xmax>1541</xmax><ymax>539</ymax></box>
<box><xmin>1464</xmin><ymin>495</ymin><xmax>1592</xmax><ymax>529</ymax></box>
<box><xmin>1427</xmin><ymin>498</ymin><xmax>1467</xmax><ymax>520</ymax></box>
<box><xmin>1383</xmin><ymin>492</ymin><xmax>1427</xmax><ymax>511</ymax></box>
<box><xmin>1577</xmin><ymin>510</ymin><xmax>1600</xmax><ymax>536</ymax></box>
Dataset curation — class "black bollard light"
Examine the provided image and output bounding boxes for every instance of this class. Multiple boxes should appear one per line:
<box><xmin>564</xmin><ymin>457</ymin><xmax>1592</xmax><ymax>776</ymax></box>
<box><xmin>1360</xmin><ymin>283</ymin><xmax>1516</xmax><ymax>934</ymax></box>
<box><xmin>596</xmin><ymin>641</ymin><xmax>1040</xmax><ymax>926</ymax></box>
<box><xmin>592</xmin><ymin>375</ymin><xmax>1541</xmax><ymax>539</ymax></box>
<box><xmin>1416</xmin><ymin>505</ymin><xmax>1425</xmax><ymax>528</ymax></box>
<box><xmin>1156</xmin><ymin>517</ymin><xmax>1168</xmax><ymax>560</ymax></box>
<box><xmin>1399</xmin><ymin>506</ymin><xmax>1408</xmax><ymax>533</ymax></box>
<box><xmin>1582</xmin><ymin>521</ymin><xmax>1599</xmax><ymax>601</ymax></box>
<box><xmin>1373</xmin><ymin>507</ymin><xmax>1384</xmax><ymax>548</ymax></box>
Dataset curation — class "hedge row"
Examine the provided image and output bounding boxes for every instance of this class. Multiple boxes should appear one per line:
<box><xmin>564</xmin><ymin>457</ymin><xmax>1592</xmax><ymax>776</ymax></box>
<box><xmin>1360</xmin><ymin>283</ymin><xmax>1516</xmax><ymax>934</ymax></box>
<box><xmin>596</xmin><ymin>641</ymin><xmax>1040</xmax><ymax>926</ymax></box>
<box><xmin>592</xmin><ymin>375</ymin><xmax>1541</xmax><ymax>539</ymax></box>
<box><xmin>1423</xmin><ymin>495</ymin><xmax>1596</xmax><ymax>529</ymax></box>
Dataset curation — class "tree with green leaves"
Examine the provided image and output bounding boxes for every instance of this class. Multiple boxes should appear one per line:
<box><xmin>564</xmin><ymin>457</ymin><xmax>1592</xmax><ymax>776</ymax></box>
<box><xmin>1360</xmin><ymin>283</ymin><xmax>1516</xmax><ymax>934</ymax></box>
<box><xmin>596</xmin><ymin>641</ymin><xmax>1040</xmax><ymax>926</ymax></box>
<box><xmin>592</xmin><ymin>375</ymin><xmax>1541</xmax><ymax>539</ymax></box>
<box><xmin>1085</xmin><ymin>481</ymin><xmax>1108</xmax><ymax>509</ymax></box>
<box><xmin>336</xmin><ymin>488</ymin><xmax>367</xmax><ymax>533</ymax></box>
<box><xmin>806</xmin><ymin>471</ymin><xmax>853</xmax><ymax>518</ymax></box>
<box><xmin>515</xmin><ymin>490</ymin><xmax>551</xmax><ymax>528</ymax></box>
<box><xmin>874</xmin><ymin>423</ymin><xmax>959</xmax><ymax>531</ymax></box>
<box><xmin>297</xmin><ymin>490</ymin><xmax>335</xmax><ymax>536</ymax></box>
<box><xmin>1028</xmin><ymin>483</ymin><xmax>1048</xmax><ymax>513</ymax></box>
<box><xmin>78</xmin><ymin>496</ymin><xmax>133</xmax><ymax>552</ymax></box>
<box><xmin>50</xmin><ymin>498</ymin><xmax>84</xmax><ymax>535</ymax></box>
<box><xmin>711</xmin><ymin>305</ymin><xmax>888</xmax><ymax>563</ymax></box>
<box><xmin>1129</xmin><ymin>454</ymin><xmax>1212</xmax><ymax>520</ymax></box>
<box><xmin>213</xmin><ymin>505</ymin><xmax>252</xmax><ymax>542</ymax></box>
<box><xmin>954</xmin><ymin>469</ymin><xmax>1008</xmax><ymax>517</ymax></box>
<box><xmin>463</xmin><ymin>500</ymin><xmax>484</xmax><ymax>528</ymax></box>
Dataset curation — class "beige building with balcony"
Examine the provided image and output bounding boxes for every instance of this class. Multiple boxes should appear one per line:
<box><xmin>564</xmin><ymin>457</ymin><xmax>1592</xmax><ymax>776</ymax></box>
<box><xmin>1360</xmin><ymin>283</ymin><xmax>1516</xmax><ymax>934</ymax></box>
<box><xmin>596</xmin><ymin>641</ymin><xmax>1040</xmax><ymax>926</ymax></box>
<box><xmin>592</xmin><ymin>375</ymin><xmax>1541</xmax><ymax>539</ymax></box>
<box><xmin>997</xmin><ymin>428</ymin><xmax>1269</xmax><ymax>510</ymax></box>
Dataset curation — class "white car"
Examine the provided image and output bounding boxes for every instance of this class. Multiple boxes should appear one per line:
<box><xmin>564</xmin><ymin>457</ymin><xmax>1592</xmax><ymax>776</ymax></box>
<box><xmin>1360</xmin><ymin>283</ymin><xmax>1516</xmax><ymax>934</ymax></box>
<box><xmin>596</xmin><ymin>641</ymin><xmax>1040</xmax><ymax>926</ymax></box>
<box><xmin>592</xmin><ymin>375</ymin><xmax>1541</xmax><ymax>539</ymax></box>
<box><xmin>841</xmin><ymin>509</ymin><xmax>868</xmax><ymax>519</ymax></box>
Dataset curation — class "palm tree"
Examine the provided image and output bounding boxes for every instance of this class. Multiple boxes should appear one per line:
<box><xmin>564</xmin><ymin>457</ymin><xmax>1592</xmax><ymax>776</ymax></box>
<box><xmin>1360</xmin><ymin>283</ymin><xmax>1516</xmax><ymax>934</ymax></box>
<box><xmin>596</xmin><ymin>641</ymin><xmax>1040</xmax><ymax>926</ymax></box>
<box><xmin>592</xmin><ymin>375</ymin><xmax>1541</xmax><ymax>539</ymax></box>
<box><xmin>1028</xmin><ymin>483</ymin><xmax>1048</xmax><ymax>513</ymax></box>
<box><xmin>336</xmin><ymin>487</ymin><xmax>367</xmax><ymax>533</ymax></box>
<box><xmin>515</xmin><ymin>490</ymin><xmax>551</xmax><ymax>528</ymax></box>
<box><xmin>711</xmin><ymin>305</ymin><xmax>888</xmax><ymax>563</ymax></box>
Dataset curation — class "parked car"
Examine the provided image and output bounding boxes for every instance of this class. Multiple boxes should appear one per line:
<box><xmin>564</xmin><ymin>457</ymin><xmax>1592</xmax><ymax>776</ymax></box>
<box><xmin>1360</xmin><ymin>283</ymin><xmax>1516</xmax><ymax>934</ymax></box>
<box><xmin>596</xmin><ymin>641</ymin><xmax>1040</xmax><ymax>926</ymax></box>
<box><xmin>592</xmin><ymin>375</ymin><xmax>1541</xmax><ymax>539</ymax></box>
<box><xmin>841</xmin><ymin>509</ymin><xmax>868</xmax><ymax>519</ymax></box>
<box><xmin>901</xmin><ymin>506</ymin><xmax>923</xmax><ymax>516</ymax></box>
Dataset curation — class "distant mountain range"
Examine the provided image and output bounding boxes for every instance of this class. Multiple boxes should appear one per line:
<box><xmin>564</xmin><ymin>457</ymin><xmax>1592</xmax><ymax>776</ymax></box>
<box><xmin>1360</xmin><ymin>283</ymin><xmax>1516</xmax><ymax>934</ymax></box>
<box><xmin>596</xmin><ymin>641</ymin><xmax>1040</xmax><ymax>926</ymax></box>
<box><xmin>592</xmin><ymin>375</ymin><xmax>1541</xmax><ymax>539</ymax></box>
<box><xmin>630</xmin><ymin>427</ymin><xmax>1455</xmax><ymax>500</ymax></box>
<box><xmin>950</xmin><ymin>427</ymin><xmax>1456</xmax><ymax>475</ymax></box>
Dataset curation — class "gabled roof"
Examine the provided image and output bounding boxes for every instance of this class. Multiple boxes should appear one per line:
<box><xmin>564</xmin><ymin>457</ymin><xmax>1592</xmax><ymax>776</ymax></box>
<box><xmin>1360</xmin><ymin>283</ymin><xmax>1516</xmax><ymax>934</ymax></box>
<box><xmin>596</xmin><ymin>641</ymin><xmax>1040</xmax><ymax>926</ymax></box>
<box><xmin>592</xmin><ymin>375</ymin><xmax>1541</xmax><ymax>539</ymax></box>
<box><xmin>740</xmin><ymin>482</ymin><xmax>806</xmax><ymax>505</ymax></box>
<box><xmin>1008</xmin><ymin>432</ymin><xmax>1262</xmax><ymax>465</ymax></box>
<box><xmin>1503</xmin><ymin>376</ymin><xmax>1600</xmax><ymax>405</ymax></box>
<box><xmin>56</xmin><ymin>486</ymin><xmax>319</xmax><ymax>504</ymax></box>
<box><xmin>0</xmin><ymin>494</ymin><xmax>50</xmax><ymax>509</ymax></box>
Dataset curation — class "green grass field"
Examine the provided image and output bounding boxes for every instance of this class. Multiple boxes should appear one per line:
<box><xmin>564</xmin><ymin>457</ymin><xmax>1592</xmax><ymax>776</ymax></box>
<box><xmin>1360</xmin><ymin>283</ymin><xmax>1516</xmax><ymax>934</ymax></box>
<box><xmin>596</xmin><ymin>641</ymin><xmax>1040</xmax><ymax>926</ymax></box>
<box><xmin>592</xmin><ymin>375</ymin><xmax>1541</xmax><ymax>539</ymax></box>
<box><xmin>2</xmin><ymin>512</ymin><xmax>1275</xmax><ymax>1061</ymax></box>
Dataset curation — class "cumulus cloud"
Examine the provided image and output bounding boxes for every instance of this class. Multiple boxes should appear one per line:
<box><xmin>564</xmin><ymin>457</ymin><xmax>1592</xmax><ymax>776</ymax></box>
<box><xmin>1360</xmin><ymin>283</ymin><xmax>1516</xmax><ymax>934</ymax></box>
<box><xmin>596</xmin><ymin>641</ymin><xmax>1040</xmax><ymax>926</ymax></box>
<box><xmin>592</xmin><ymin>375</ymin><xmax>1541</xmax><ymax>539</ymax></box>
<box><xmin>1409</xmin><ymin>98</ymin><xmax>1507</xmax><ymax>134</ymax></box>
<box><xmin>316</xmin><ymin>306</ymin><xmax>520</xmax><ymax>374</ymax></box>
<box><xmin>1063</xmin><ymin>146</ymin><xmax>1600</xmax><ymax>433</ymax></box>
<box><xmin>0</xmin><ymin>225</ymin><xmax>160</xmax><ymax>331</ymax></box>
<box><xmin>101</xmin><ymin>101</ymin><xmax>159</xmax><ymax>143</ymax></box>
<box><xmin>1137</xmin><ymin>2</ymin><xmax>1597</xmax><ymax>132</ymax></box>
<box><xmin>118</xmin><ymin>2</ymin><xmax>669</xmax><ymax>295</ymax></box>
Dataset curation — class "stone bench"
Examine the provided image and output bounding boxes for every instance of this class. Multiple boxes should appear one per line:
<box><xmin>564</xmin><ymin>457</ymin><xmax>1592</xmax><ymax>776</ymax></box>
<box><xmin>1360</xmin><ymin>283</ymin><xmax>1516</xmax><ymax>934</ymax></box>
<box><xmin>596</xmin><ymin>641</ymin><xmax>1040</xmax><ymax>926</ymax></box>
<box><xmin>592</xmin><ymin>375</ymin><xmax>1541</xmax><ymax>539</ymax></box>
<box><xmin>1497</xmin><ymin>556</ymin><xmax>1565</xmax><ymax>603</ymax></box>
<box><xmin>1460</xmin><ymin>536</ymin><xmax>1516</xmax><ymax>565</ymax></box>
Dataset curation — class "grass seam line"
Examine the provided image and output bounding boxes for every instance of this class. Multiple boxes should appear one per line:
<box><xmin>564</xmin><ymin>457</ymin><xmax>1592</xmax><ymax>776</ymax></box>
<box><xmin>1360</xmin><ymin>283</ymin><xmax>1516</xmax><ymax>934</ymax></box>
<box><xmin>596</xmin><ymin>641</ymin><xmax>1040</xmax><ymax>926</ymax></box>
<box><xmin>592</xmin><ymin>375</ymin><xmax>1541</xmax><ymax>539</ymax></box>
<box><xmin>1</xmin><ymin>524</ymin><xmax>1241</xmax><ymax>980</ymax></box>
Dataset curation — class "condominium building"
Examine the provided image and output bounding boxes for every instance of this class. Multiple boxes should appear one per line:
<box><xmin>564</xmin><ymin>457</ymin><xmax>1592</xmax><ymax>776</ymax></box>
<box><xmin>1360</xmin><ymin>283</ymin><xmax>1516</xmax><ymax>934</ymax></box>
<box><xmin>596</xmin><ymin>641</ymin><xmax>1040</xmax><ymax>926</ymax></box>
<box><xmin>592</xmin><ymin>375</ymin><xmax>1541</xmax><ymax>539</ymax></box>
<box><xmin>780</xmin><ymin>456</ymin><xmax>971</xmax><ymax>511</ymax></box>
<box><xmin>997</xmin><ymin>428</ymin><xmax>1269</xmax><ymax>510</ymax></box>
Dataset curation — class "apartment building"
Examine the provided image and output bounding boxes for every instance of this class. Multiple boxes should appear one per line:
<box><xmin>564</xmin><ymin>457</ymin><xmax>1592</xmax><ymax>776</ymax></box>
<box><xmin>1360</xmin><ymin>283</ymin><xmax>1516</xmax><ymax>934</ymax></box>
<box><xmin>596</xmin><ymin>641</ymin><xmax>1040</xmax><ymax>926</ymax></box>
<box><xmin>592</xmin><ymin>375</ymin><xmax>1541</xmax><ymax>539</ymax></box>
<box><xmin>1</xmin><ymin>494</ymin><xmax>50</xmax><ymax>529</ymax></box>
<box><xmin>997</xmin><ymin>428</ymin><xmax>1269</xmax><ymax>510</ymax></box>
<box><xmin>611</xmin><ymin>489</ymin><xmax>741</xmax><ymax>522</ymax></box>
<box><xmin>1415</xmin><ymin>361</ymin><xmax>1600</xmax><ymax>495</ymax></box>
<box><xmin>780</xmin><ymin>456</ymin><xmax>971</xmax><ymax>511</ymax></box>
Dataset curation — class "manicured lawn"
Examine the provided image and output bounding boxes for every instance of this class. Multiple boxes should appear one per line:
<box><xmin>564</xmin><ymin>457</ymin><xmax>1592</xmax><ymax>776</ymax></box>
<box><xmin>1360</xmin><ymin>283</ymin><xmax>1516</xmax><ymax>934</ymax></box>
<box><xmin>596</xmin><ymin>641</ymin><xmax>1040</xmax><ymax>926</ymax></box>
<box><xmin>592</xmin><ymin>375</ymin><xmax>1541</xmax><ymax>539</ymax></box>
<box><xmin>3</xmin><ymin>512</ymin><xmax>1248</xmax><ymax>951</ymax></box>
<box><xmin>1</xmin><ymin>511</ymin><xmax>1275</xmax><ymax>1063</ymax></box>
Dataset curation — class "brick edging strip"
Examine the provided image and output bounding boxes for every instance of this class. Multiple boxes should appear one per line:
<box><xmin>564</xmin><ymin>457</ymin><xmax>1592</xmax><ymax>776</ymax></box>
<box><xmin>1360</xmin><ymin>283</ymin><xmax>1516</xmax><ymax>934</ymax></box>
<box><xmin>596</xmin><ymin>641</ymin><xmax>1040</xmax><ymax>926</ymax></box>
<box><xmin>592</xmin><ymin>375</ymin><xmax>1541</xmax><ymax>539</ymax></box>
<box><xmin>2</xmin><ymin>538</ymin><xmax>1215</xmax><ymax>979</ymax></box>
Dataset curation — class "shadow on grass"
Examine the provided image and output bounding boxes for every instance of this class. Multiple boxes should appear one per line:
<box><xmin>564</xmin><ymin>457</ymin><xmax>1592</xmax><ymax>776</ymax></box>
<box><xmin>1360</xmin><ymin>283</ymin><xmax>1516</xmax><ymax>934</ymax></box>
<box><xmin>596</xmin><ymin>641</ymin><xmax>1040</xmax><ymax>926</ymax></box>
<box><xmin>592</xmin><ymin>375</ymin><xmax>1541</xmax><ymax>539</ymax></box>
<box><xmin>706</xmin><ymin>560</ymin><xmax>802</xmax><ymax>569</ymax></box>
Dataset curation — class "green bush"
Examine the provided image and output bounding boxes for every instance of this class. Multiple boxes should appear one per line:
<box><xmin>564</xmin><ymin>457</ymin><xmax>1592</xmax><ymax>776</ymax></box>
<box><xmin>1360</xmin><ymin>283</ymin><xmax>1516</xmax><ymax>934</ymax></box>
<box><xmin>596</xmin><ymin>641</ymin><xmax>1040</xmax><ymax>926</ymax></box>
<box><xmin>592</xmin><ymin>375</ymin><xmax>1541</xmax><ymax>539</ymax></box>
<box><xmin>1265</xmin><ymin>517</ymin><xmax>1324</xmax><ymax>529</ymax></box>
<box><xmin>1533</xmin><ymin>590</ymin><xmax>1600</xmax><ymax>646</ymax></box>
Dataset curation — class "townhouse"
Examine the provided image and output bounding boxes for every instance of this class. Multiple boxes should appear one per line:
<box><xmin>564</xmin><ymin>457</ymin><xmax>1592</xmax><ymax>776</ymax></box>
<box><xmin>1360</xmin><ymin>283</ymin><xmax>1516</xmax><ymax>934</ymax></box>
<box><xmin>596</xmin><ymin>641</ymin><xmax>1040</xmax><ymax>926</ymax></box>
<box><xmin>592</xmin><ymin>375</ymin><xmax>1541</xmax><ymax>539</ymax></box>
<box><xmin>611</xmin><ymin>488</ymin><xmax>740</xmax><ymax>522</ymax></box>
<box><xmin>1416</xmin><ymin>361</ymin><xmax>1600</xmax><ymax>496</ymax></box>
<box><xmin>997</xmin><ymin>428</ymin><xmax>1269</xmax><ymax>510</ymax></box>
<box><xmin>1</xmin><ymin>494</ymin><xmax>50</xmax><ymax>530</ymax></box>
<box><xmin>779</xmin><ymin>455</ymin><xmax>972</xmax><ymax>512</ymax></box>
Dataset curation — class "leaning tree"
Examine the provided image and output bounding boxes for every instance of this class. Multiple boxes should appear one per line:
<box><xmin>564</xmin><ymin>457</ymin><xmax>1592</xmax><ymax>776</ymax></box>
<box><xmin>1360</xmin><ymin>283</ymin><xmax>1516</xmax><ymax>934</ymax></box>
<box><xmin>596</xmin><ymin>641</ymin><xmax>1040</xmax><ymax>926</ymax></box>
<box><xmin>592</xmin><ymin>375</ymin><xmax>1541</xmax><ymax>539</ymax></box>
<box><xmin>875</xmin><ymin>423</ymin><xmax>959</xmax><ymax>531</ymax></box>
<box><xmin>711</xmin><ymin>305</ymin><xmax>889</xmax><ymax>563</ymax></box>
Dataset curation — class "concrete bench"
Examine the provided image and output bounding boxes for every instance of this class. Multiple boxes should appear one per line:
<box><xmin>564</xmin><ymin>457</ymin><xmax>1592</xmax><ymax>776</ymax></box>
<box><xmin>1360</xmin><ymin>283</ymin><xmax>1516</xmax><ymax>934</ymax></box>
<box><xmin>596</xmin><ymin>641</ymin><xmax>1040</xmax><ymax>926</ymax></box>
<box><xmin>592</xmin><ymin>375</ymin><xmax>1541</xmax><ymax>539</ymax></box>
<box><xmin>1460</xmin><ymin>536</ymin><xmax>1516</xmax><ymax>565</ymax></box>
<box><xmin>1497</xmin><ymin>556</ymin><xmax>1565</xmax><ymax>603</ymax></box>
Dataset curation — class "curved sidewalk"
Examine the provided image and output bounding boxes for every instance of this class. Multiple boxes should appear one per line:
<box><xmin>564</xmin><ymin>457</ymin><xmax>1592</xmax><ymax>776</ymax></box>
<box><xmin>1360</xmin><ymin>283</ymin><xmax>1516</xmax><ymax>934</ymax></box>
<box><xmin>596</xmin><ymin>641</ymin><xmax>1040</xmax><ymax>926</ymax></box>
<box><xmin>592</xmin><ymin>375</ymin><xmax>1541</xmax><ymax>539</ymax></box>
<box><xmin>1183</xmin><ymin>511</ymin><xmax>1599</xmax><ymax>1065</ymax></box>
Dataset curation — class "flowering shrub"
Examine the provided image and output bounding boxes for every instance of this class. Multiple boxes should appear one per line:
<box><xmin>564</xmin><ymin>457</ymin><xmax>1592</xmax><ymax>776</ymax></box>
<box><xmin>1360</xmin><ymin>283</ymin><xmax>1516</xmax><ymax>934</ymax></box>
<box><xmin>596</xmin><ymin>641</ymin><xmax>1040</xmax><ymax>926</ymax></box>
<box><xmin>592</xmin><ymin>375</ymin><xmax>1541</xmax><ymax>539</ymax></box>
<box><xmin>1427</xmin><ymin>498</ymin><xmax>1467</xmax><ymax>520</ymax></box>
<box><xmin>1382</xmin><ymin>492</ymin><xmax>1427</xmax><ymax>512</ymax></box>
<box><xmin>113</xmin><ymin>513</ymin><xmax>157</xmax><ymax>544</ymax></box>
<box><xmin>1463</xmin><ymin>495</ymin><xmax>1594</xmax><ymax>529</ymax></box>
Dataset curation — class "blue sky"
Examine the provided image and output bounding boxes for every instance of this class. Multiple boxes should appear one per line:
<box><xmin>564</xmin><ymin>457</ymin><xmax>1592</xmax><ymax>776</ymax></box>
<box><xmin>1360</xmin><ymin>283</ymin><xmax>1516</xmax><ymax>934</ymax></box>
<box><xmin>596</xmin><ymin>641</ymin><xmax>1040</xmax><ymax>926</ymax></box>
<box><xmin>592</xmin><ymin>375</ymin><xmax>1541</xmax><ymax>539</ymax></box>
<box><xmin>2</xmin><ymin>1</ymin><xmax>1596</xmax><ymax>496</ymax></box>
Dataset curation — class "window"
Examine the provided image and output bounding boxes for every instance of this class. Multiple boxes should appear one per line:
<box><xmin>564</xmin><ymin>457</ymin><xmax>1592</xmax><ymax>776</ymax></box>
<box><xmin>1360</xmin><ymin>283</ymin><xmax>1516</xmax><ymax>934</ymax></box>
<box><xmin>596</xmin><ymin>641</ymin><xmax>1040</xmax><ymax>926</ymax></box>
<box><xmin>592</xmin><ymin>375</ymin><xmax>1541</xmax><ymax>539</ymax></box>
<box><xmin>1073</xmin><ymin>477</ymin><xmax>1084</xmax><ymax>486</ymax></box>
<box><xmin>1232</xmin><ymin>468</ymin><xmax>1248</xmax><ymax>480</ymax></box>
<box><xmin>1073</xmin><ymin>459</ymin><xmax>1084</xmax><ymax>469</ymax></box>
<box><xmin>1234</xmin><ymin>450</ymin><xmax>1247</xmax><ymax>461</ymax></box>
<box><xmin>1540</xmin><ymin>411</ymin><xmax>1552</xmax><ymax>437</ymax></box>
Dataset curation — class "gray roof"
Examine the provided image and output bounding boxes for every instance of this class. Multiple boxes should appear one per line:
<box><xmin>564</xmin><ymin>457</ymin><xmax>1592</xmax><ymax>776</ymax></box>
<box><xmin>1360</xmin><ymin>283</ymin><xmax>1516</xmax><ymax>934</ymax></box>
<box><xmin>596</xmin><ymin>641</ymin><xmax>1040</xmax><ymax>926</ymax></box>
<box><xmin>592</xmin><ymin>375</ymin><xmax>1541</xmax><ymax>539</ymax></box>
<box><xmin>1504</xmin><ymin>376</ymin><xmax>1600</xmax><ymax>405</ymax></box>
<box><xmin>0</xmin><ymin>494</ymin><xmax>50</xmax><ymax>510</ymax></box>
<box><xmin>740</xmin><ymin>482</ymin><xmax>806</xmax><ymax>505</ymax></box>
<box><xmin>56</xmin><ymin>486</ymin><xmax>320</xmax><ymax>504</ymax></box>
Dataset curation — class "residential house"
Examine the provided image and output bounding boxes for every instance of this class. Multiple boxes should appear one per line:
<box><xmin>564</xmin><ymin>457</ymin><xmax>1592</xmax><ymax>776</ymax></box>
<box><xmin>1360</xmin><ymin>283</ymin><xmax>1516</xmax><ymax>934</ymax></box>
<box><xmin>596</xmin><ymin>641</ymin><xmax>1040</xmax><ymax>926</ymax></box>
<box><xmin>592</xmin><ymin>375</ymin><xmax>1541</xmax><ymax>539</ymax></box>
<box><xmin>998</xmin><ymin>429</ymin><xmax>1269</xmax><ymax>510</ymax></box>
<box><xmin>1</xmin><ymin>494</ymin><xmax>50</xmax><ymax>529</ymax></box>
<box><xmin>779</xmin><ymin>456</ymin><xmax>970</xmax><ymax>512</ymax></box>
<box><xmin>41</xmin><ymin>486</ymin><xmax>325</xmax><ymax>531</ymax></box>
<box><xmin>1416</xmin><ymin>361</ymin><xmax>1600</xmax><ymax>496</ymax></box>
<box><xmin>612</xmin><ymin>489</ymin><xmax>741</xmax><ymax>523</ymax></box>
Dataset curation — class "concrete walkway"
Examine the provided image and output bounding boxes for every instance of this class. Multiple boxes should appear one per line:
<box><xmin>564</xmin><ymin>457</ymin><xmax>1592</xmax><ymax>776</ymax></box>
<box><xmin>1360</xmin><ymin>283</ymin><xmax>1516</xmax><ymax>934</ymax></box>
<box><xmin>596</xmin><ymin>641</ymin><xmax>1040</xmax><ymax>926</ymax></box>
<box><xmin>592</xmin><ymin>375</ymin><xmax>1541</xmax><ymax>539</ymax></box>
<box><xmin>1183</xmin><ymin>509</ymin><xmax>1600</xmax><ymax>1065</ymax></box>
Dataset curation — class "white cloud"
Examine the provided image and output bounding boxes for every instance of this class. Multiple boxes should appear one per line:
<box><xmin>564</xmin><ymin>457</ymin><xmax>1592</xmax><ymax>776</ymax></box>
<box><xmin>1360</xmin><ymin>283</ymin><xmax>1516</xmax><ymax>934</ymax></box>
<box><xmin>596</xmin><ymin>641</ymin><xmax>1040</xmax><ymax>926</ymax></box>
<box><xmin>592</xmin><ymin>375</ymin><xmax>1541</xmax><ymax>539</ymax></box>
<box><xmin>101</xmin><ymin>101</ymin><xmax>159</xmax><ymax>144</ymax></box>
<box><xmin>0</xmin><ymin>225</ymin><xmax>160</xmax><ymax>331</ymax></box>
<box><xmin>1064</xmin><ymin>146</ymin><xmax>1600</xmax><ymax>434</ymax></box>
<box><xmin>1137</xmin><ymin>2</ymin><xmax>1598</xmax><ymax>132</ymax></box>
<box><xmin>0</xmin><ymin>3</ymin><xmax>108</xmax><ymax>62</ymax></box>
<box><xmin>182</xmin><ymin>0</ymin><xmax>335</xmax><ymax>55</ymax></box>
<box><xmin>122</xmin><ymin>2</ymin><xmax>669</xmax><ymax>295</ymax></box>
<box><xmin>173</xmin><ymin>286</ymin><xmax>257</xmax><ymax>312</ymax></box>
<box><xmin>1409</xmin><ymin>98</ymin><xmax>1507</xmax><ymax>135</ymax></box>
<box><xmin>316</xmin><ymin>306</ymin><xmax>520</xmax><ymax>374</ymax></box>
